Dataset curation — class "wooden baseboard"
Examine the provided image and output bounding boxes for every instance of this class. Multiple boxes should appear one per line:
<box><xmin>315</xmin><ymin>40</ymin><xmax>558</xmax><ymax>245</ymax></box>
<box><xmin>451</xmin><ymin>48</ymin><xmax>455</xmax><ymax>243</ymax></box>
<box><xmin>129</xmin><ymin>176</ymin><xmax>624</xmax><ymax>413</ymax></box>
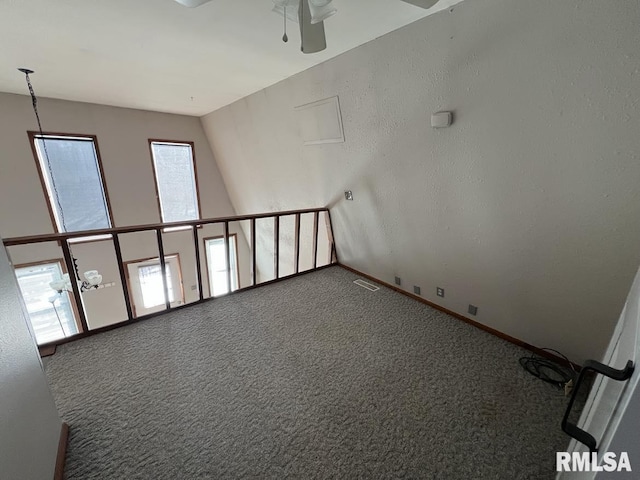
<box><xmin>338</xmin><ymin>263</ymin><xmax>581</xmax><ymax>371</ymax></box>
<box><xmin>54</xmin><ymin>422</ymin><xmax>69</xmax><ymax>480</ymax></box>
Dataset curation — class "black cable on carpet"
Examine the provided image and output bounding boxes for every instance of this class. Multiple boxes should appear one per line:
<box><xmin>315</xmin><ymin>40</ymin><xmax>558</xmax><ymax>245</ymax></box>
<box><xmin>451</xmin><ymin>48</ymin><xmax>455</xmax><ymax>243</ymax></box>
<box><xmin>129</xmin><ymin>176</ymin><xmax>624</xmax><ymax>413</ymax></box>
<box><xmin>519</xmin><ymin>348</ymin><xmax>576</xmax><ymax>389</ymax></box>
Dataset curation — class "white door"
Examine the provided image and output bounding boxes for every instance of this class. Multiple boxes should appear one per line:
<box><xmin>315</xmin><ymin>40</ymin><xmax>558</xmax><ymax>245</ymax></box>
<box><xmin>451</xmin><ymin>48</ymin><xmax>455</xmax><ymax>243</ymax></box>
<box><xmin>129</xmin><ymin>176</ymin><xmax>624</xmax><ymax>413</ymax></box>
<box><xmin>205</xmin><ymin>235</ymin><xmax>238</xmax><ymax>296</ymax></box>
<box><xmin>558</xmin><ymin>266</ymin><xmax>640</xmax><ymax>479</ymax></box>
<box><xmin>126</xmin><ymin>255</ymin><xmax>184</xmax><ymax>316</ymax></box>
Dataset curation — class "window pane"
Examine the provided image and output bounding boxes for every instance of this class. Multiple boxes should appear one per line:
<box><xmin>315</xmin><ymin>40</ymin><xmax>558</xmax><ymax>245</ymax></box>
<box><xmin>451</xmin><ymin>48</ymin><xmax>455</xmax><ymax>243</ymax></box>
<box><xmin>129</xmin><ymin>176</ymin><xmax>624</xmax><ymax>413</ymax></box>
<box><xmin>151</xmin><ymin>143</ymin><xmax>199</xmax><ymax>223</ymax></box>
<box><xmin>138</xmin><ymin>264</ymin><xmax>175</xmax><ymax>308</ymax></box>
<box><xmin>15</xmin><ymin>263</ymin><xmax>78</xmax><ymax>345</ymax></box>
<box><xmin>35</xmin><ymin>136</ymin><xmax>110</xmax><ymax>232</ymax></box>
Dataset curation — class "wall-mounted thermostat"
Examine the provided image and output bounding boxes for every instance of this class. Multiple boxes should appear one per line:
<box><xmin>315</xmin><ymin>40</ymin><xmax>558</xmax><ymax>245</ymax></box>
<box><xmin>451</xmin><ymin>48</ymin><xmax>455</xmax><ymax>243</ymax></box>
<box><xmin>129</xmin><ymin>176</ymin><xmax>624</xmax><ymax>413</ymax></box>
<box><xmin>431</xmin><ymin>111</ymin><xmax>453</xmax><ymax>128</ymax></box>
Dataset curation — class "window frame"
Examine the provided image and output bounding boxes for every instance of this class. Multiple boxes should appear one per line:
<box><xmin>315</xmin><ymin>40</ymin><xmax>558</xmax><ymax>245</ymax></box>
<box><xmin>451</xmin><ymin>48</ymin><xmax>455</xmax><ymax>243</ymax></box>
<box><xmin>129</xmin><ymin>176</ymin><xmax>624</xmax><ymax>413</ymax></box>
<box><xmin>148</xmin><ymin>139</ymin><xmax>202</xmax><ymax>224</ymax></box>
<box><xmin>14</xmin><ymin>258</ymin><xmax>82</xmax><ymax>342</ymax></box>
<box><xmin>203</xmin><ymin>233</ymin><xmax>240</xmax><ymax>297</ymax></box>
<box><xmin>27</xmin><ymin>131</ymin><xmax>114</xmax><ymax>234</ymax></box>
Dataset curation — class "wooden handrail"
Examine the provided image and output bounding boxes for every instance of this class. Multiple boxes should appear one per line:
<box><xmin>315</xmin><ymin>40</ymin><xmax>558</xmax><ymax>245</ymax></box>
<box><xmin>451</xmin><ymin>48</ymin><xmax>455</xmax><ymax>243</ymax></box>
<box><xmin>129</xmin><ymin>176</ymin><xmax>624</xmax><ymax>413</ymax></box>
<box><xmin>2</xmin><ymin>207</ymin><xmax>330</xmax><ymax>246</ymax></box>
<box><xmin>6</xmin><ymin>206</ymin><xmax>336</xmax><ymax>351</ymax></box>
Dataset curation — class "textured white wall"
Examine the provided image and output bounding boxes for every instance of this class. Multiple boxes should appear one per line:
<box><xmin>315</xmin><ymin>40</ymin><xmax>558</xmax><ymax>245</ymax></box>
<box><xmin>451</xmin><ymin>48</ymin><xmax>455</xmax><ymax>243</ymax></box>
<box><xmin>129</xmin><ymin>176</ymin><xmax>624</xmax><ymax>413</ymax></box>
<box><xmin>0</xmin><ymin>242</ymin><xmax>62</xmax><ymax>479</ymax></box>
<box><xmin>201</xmin><ymin>0</ymin><xmax>640</xmax><ymax>363</ymax></box>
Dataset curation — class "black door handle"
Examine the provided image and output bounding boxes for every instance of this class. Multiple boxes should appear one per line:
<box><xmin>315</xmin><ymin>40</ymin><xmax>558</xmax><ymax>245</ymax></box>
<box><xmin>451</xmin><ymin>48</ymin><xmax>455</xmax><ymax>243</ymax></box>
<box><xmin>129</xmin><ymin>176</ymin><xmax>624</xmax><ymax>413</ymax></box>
<box><xmin>562</xmin><ymin>360</ymin><xmax>634</xmax><ymax>452</ymax></box>
<box><xmin>561</xmin><ymin>359</ymin><xmax>634</xmax><ymax>452</ymax></box>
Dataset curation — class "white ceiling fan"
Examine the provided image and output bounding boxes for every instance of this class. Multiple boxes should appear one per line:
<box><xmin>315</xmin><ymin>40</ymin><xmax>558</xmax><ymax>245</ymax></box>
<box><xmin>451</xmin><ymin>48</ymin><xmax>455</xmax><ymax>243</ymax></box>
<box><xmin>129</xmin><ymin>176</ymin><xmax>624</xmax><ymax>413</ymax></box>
<box><xmin>173</xmin><ymin>0</ymin><xmax>439</xmax><ymax>54</ymax></box>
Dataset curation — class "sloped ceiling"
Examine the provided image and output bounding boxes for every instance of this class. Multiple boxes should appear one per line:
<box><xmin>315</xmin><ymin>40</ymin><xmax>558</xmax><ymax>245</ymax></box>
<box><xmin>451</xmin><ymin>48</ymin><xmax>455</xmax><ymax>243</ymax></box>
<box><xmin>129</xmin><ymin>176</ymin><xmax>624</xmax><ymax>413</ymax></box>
<box><xmin>0</xmin><ymin>0</ymin><xmax>460</xmax><ymax>115</ymax></box>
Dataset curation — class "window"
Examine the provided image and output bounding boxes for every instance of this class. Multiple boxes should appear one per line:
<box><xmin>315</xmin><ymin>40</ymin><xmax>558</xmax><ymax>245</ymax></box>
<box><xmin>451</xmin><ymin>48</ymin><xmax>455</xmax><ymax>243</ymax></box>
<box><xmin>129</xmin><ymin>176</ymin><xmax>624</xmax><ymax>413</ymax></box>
<box><xmin>30</xmin><ymin>133</ymin><xmax>111</xmax><ymax>233</ymax></box>
<box><xmin>205</xmin><ymin>235</ymin><xmax>239</xmax><ymax>296</ymax></box>
<box><xmin>149</xmin><ymin>141</ymin><xmax>200</xmax><ymax>223</ymax></box>
<box><xmin>15</xmin><ymin>261</ymin><xmax>79</xmax><ymax>345</ymax></box>
<box><xmin>125</xmin><ymin>254</ymin><xmax>184</xmax><ymax>317</ymax></box>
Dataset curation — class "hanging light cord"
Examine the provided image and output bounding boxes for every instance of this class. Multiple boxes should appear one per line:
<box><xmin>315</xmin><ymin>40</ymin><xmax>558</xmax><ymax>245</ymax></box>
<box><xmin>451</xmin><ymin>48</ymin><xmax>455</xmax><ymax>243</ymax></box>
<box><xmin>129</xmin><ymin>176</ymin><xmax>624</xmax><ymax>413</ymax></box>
<box><xmin>282</xmin><ymin>6</ymin><xmax>288</xmax><ymax>42</ymax></box>
<box><xmin>19</xmin><ymin>69</ymin><xmax>68</xmax><ymax>233</ymax></box>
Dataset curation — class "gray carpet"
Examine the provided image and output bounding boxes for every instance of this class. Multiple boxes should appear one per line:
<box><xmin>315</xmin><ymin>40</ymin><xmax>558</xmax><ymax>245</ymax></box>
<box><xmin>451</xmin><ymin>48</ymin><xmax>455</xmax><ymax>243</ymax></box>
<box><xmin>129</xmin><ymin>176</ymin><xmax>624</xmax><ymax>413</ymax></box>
<box><xmin>45</xmin><ymin>266</ymin><xmax>571</xmax><ymax>479</ymax></box>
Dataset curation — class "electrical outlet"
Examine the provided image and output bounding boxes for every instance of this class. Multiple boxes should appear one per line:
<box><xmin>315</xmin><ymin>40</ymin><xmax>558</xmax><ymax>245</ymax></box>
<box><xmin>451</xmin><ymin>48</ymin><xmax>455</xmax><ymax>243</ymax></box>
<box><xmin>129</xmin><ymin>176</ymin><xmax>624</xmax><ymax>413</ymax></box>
<box><xmin>468</xmin><ymin>304</ymin><xmax>478</xmax><ymax>316</ymax></box>
<box><xmin>395</xmin><ymin>276</ymin><xmax>402</xmax><ymax>286</ymax></box>
<box><xmin>437</xmin><ymin>287</ymin><xmax>445</xmax><ymax>298</ymax></box>
<box><xmin>413</xmin><ymin>285</ymin><xmax>421</xmax><ymax>295</ymax></box>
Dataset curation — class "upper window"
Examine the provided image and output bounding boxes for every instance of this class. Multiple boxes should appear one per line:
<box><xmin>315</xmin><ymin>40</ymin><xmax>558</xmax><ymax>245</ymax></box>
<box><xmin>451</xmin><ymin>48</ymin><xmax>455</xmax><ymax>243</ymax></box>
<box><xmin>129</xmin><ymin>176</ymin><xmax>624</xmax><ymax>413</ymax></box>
<box><xmin>30</xmin><ymin>133</ymin><xmax>112</xmax><ymax>233</ymax></box>
<box><xmin>149</xmin><ymin>141</ymin><xmax>200</xmax><ymax>223</ymax></box>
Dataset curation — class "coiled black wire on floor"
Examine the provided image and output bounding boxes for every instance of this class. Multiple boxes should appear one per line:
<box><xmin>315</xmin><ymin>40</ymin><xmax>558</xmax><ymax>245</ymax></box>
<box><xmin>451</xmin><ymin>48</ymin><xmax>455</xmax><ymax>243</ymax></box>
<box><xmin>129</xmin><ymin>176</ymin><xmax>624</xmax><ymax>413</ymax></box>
<box><xmin>519</xmin><ymin>348</ymin><xmax>577</xmax><ymax>389</ymax></box>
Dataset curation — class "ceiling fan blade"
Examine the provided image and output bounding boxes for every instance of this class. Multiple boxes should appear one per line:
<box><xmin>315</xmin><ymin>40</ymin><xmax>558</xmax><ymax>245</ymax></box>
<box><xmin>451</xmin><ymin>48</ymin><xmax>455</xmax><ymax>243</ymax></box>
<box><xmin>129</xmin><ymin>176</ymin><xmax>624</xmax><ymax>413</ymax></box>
<box><xmin>299</xmin><ymin>0</ymin><xmax>326</xmax><ymax>54</ymax></box>
<box><xmin>308</xmin><ymin>0</ymin><xmax>337</xmax><ymax>24</ymax></box>
<box><xmin>399</xmin><ymin>0</ymin><xmax>440</xmax><ymax>9</ymax></box>
<box><xmin>174</xmin><ymin>0</ymin><xmax>214</xmax><ymax>8</ymax></box>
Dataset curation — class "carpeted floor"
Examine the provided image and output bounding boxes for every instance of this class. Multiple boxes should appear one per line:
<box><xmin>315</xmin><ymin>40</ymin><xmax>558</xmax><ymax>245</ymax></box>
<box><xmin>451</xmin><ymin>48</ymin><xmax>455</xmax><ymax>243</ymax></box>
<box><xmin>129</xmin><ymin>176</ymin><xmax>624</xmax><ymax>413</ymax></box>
<box><xmin>45</xmin><ymin>266</ymin><xmax>571</xmax><ymax>479</ymax></box>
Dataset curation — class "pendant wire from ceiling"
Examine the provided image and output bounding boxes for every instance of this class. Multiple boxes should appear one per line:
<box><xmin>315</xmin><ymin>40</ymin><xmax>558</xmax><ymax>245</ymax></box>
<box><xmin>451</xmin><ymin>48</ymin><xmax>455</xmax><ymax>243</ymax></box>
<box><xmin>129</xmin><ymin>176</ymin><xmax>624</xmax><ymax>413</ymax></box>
<box><xmin>18</xmin><ymin>68</ymin><xmax>68</xmax><ymax>233</ymax></box>
<box><xmin>18</xmin><ymin>68</ymin><xmax>103</xmax><ymax>292</ymax></box>
<box><xmin>282</xmin><ymin>6</ymin><xmax>288</xmax><ymax>42</ymax></box>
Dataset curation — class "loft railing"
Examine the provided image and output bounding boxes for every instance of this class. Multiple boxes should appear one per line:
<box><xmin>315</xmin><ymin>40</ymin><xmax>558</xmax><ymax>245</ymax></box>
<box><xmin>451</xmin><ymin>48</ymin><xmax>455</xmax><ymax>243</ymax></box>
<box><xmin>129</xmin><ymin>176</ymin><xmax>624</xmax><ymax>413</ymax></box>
<box><xmin>3</xmin><ymin>207</ymin><xmax>337</xmax><ymax>349</ymax></box>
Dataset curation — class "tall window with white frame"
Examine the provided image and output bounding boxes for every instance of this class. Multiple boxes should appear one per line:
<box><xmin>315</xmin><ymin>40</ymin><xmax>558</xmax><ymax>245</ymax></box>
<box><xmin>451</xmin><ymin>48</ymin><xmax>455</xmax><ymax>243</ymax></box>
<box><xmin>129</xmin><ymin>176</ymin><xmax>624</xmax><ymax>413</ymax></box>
<box><xmin>149</xmin><ymin>140</ymin><xmax>200</xmax><ymax>224</ymax></box>
<box><xmin>30</xmin><ymin>132</ymin><xmax>112</xmax><ymax>232</ymax></box>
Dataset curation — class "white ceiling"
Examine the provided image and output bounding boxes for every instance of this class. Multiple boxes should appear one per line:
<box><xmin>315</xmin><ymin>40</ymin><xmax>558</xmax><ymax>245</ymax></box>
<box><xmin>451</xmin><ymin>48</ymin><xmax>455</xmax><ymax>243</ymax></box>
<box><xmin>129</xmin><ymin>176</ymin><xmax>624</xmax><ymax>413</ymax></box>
<box><xmin>0</xmin><ymin>0</ymin><xmax>459</xmax><ymax>116</ymax></box>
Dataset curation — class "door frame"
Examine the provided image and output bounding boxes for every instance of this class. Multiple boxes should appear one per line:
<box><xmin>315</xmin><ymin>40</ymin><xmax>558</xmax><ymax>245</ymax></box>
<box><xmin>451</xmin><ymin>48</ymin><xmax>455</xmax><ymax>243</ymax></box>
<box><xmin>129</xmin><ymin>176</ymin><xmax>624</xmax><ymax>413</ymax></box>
<box><xmin>123</xmin><ymin>253</ymin><xmax>185</xmax><ymax>317</ymax></box>
<box><xmin>203</xmin><ymin>233</ymin><xmax>240</xmax><ymax>297</ymax></box>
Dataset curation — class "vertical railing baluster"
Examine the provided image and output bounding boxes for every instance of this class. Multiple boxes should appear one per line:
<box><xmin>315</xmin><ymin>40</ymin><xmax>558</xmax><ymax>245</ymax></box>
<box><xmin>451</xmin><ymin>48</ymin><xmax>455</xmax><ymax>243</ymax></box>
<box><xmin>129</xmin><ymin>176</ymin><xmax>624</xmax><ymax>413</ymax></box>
<box><xmin>294</xmin><ymin>213</ymin><xmax>300</xmax><ymax>274</ymax></box>
<box><xmin>251</xmin><ymin>218</ymin><xmax>257</xmax><ymax>286</ymax></box>
<box><xmin>274</xmin><ymin>216</ymin><xmax>280</xmax><ymax>279</ymax></box>
<box><xmin>312</xmin><ymin>211</ymin><xmax>319</xmax><ymax>270</ymax></box>
<box><xmin>60</xmin><ymin>239</ymin><xmax>89</xmax><ymax>333</ymax></box>
<box><xmin>193</xmin><ymin>225</ymin><xmax>203</xmax><ymax>301</ymax></box>
<box><xmin>325</xmin><ymin>209</ymin><xmax>338</xmax><ymax>264</ymax></box>
<box><xmin>112</xmin><ymin>233</ymin><xmax>134</xmax><ymax>321</ymax></box>
<box><xmin>224</xmin><ymin>221</ymin><xmax>232</xmax><ymax>293</ymax></box>
<box><xmin>156</xmin><ymin>229</ymin><xmax>171</xmax><ymax>310</ymax></box>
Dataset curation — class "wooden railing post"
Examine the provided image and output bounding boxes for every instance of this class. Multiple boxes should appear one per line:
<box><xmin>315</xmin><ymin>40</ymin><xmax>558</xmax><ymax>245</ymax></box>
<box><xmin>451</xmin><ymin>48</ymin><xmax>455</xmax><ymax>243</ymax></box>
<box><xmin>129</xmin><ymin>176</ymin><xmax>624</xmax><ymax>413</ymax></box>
<box><xmin>312</xmin><ymin>211</ymin><xmax>319</xmax><ymax>270</ymax></box>
<box><xmin>193</xmin><ymin>225</ymin><xmax>203</xmax><ymax>301</ymax></box>
<box><xmin>274</xmin><ymin>216</ymin><xmax>280</xmax><ymax>279</ymax></box>
<box><xmin>112</xmin><ymin>233</ymin><xmax>134</xmax><ymax>321</ymax></box>
<box><xmin>325</xmin><ymin>209</ymin><xmax>338</xmax><ymax>264</ymax></box>
<box><xmin>294</xmin><ymin>213</ymin><xmax>301</xmax><ymax>274</ymax></box>
<box><xmin>156</xmin><ymin>229</ymin><xmax>171</xmax><ymax>310</ymax></box>
<box><xmin>251</xmin><ymin>218</ymin><xmax>257</xmax><ymax>286</ymax></box>
<box><xmin>60</xmin><ymin>240</ymin><xmax>89</xmax><ymax>333</ymax></box>
<box><xmin>224</xmin><ymin>222</ymin><xmax>232</xmax><ymax>293</ymax></box>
